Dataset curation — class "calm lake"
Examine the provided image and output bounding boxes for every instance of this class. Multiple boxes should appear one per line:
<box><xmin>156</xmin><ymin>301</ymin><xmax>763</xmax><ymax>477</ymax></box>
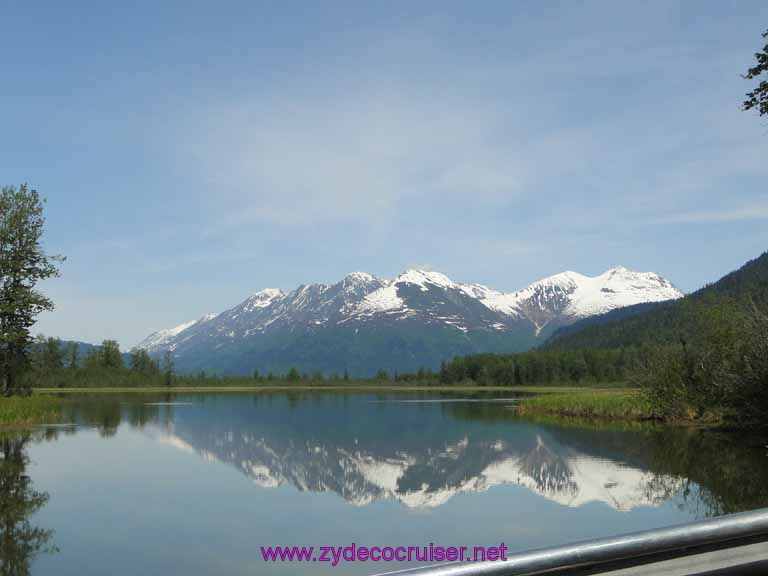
<box><xmin>5</xmin><ymin>390</ymin><xmax>768</xmax><ymax>575</ymax></box>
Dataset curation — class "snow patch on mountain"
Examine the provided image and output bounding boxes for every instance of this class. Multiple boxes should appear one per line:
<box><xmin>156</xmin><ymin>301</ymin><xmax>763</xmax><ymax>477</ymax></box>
<box><xmin>243</xmin><ymin>288</ymin><xmax>285</xmax><ymax>312</ymax></box>
<box><xmin>563</xmin><ymin>267</ymin><xmax>681</xmax><ymax>317</ymax></box>
<box><xmin>396</xmin><ymin>269</ymin><xmax>456</xmax><ymax>291</ymax></box>
<box><xmin>460</xmin><ymin>283</ymin><xmax>522</xmax><ymax>317</ymax></box>
<box><xmin>356</xmin><ymin>281</ymin><xmax>406</xmax><ymax>315</ymax></box>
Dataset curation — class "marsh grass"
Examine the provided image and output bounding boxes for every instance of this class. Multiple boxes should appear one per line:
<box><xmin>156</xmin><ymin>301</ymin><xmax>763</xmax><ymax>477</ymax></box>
<box><xmin>515</xmin><ymin>388</ymin><xmax>653</xmax><ymax>420</ymax></box>
<box><xmin>0</xmin><ymin>396</ymin><xmax>65</xmax><ymax>428</ymax></box>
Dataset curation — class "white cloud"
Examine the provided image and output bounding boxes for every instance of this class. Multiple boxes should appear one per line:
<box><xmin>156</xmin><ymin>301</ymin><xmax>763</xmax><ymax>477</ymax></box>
<box><xmin>179</xmin><ymin>84</ymin><xmax>526</xmax><ymax>229</ymax></box>
<box><xmin>659</xmin><ymin>203</ymin><xmax>768</xmax><ymax>224</ymax></box>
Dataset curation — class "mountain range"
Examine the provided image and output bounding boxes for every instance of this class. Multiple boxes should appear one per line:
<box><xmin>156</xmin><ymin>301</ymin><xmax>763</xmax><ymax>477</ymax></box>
<box><xmin>135</xmin><ymin>267</ymin><xmax>682</xmax><ymax>376</ymax></box>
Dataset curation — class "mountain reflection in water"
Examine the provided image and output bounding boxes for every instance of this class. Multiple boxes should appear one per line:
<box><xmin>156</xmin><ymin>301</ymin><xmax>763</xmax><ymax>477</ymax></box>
<box><xmin>62</xmin><ymin>390</ymin><xmax>764</xmax><ymax>517</ymax></box>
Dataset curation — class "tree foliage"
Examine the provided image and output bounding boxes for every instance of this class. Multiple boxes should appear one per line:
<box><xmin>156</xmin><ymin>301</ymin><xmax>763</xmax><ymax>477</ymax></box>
<box><xmin>0</xmin><ymin>184</ymin><xmax>64</xmax><ymax>396</ymax></box>
<box><xmin>84</xmin><ymin>340</ymin><xmax>124</xmax><ymax>370</ymax></box>
<box><xmin>437</xmin><ymin>346</ymin><xmax>649</xmax><ymax>386</ymax></box>
<box><xmin>743</xmin><ymin>28</ymin><xmax>768</xmax><ymax>116</ymax></box>
<box><xmin>636</xmin><ymin>304</ymin><xmax>768</xmax><ymax>428</ymax></box>
<box><xmin>162</xmin><ymin>350</ymin><xmax>174</xmax><ymax>386</ymax></box>
<box><xmin>129</xmin><ymin>349</ymin><xmax>159</xmax><ymax>375</ymax></box>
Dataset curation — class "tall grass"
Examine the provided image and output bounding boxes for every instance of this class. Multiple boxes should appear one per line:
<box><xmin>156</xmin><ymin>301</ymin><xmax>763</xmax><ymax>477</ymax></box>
<box><xmin>0</xmin><ymin>396</ymin><xmax>65</xmax><ymax>427</ymax></box>
<box><xmin>515</xmin><ymin>389</ymin><xmax>653</xmax><ymax>420</ymax></box>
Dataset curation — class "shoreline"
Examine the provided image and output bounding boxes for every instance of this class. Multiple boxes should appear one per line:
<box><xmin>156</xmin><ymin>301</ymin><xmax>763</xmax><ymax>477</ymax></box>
<box><xmin>3</xmin><ymin>385</ymin><xmax>720</xmax><ymax>430</ymax></box>
<box><xmin>0</xmin><ymin>385</ymin><xmax>628</xmax><ymax>428</ymax></box>
<box><xmin>31</xmin><ymin>384</ymin><xmax>627</xmax><ymax>394</ymax></box>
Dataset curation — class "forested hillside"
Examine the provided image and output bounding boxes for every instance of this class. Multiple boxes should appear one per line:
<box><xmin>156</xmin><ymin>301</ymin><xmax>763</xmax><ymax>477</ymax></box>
<box><xmin>544</xmin><ymin>251</ymin><xmax>768</xmax><ymax>351</ymax></box>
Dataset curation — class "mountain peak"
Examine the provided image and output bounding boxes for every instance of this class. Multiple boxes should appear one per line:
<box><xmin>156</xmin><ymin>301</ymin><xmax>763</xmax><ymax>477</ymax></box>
<box><xmin>343</xmin><ymin>271</ymin><xmax>377</xmax><ymax>284</ymax></box>
<box><xmin>396</xmin><ymin>269</ymin><xmax>456</xmax><ymax>291</ymax></box>
<box><xmin>243</xmin><ymin>288</ymin><xmax>285</xmax><ymax>312</ymax></box>
<box><xmin>252</xmin><ymin>288</ymin><xmax>284</xmax><ymax>298</ymax></box>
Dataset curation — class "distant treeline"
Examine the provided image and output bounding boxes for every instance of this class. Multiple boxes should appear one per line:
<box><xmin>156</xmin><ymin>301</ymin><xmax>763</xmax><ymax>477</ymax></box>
<box><xmin>23</xmin><ymin>337</ymin><xmax>418</xmax><ymax>387</ymax></box>
<box><xmin>435</xmin><ymin>347</ymin><xmax>654</xmax><ymax>386</ymax></box>
<box><xmin>25</xmin><ymin>335</ymin><xmax>641</xmax><ymax>388</ymax></box>
<box><xmin>24</xmin><ymin>337</ymin><xmax>180</xmax><ymax>388</ymax></box>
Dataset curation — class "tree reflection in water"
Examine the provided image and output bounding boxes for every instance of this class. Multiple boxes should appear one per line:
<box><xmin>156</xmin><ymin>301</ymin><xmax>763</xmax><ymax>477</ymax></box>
<box><xmin>0</xmin><ymin>433</ymin><xmax>56</xmax><ymax>576</ymax></box>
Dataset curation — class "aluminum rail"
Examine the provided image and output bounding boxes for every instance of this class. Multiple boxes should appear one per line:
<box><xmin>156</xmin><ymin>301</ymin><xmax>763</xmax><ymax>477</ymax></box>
<box><xmin>373</xmin><ymin>507</ymin><xmax>768</xmax><ymax>576</ymax></box>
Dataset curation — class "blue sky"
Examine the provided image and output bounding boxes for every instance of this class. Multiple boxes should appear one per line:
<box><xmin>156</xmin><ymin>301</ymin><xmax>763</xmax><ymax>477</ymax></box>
<box><xmin>2</xmin><ymin>1</ymin><xmax>767</xmax><ymax>348</ymax></box>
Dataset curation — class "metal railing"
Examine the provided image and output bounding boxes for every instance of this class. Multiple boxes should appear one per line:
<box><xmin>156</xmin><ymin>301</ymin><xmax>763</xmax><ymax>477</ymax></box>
<box><xmin>372</xmin><ymin>507</ymin><xmax>768</xmax><ymax>576</ymax></box>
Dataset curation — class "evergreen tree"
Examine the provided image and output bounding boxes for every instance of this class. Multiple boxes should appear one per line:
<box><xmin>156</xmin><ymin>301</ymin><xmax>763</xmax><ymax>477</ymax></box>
<box><xmin>162</xmin><ymin>351</ymin><xmax>174</xmax><ymax>386</ymax></box>
<box><xmin>100</xmin><ymin>340</ymin><xmax>123</xmax><ymax>369</ymax></box>
<box><xmin>66</xmin><ymin>342</ymin><xmax>79</xmax><ymax>369</ymax></box>
<box><xmin>286</xmin><ymin>367</ymin><xmax>301</xmax><ymax>382</ymax></box>
<box><xmin>129</xmin><ymin>349</ymin><xmax>158</xmax><ymax>375</ymax></box>
<box><xmin>0</xmin><ymin>185</ymin><xmax>64</xmax><ymax>396</ymax></box>
<box><xmin>42</xmin><ymin>337</ymin><xmax>64</xmax><ymax>373</ymax></box>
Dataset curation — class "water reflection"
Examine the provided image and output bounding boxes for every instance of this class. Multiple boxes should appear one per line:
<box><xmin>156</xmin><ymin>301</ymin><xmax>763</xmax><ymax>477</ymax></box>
<box><xmin>152</xmin><ymin>407</ymin><xmax>677</xmax><ymax>510</ymax></box>
<box><xmin>0</xmin><ymin>433</ymin><xmax>57</xmax><ymax>576</ymax></box>
<box><xmin>32</xmin><ymin>392</ymin><xmax>768</xmax><ymax>517</ymax></box>
<box><xmin>5</xmin><ymin>391</ymin><xmax>768</xmax><ymax>576</ymax></box>
<box><xmin>53</xmin><ymin>391</ymin><xmax>762</xmax><ymax>516</ymax></box>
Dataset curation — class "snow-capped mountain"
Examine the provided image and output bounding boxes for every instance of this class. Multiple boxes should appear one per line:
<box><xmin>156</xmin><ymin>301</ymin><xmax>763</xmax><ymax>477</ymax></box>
<box><xmin>135</xmin><ymin>267</ymin><xmax>681</xmax><ymax>376</ymax></box>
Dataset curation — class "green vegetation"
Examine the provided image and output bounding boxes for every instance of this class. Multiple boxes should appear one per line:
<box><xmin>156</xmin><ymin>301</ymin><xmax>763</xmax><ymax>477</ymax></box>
<box><xmin>0</xmin><ymin>184</ymin><xmax>64</xmax><ymax>397</ymax></box>
<box><xmin>635</xmin><ymin>304</ymin><xmax>768</xmax><ymax>429</ymax></box>
<box><xmin>514</xmin><ymin>389</ymin><xmax>652</xmax><ymax>421</ymax></box>
<box><xmin>0</xmin><ymin>396</ymin><xmax>65</xmax><ymax>428</ymax></box>
<box><xmin>23</xmin><ymin>336</ymin><xmax>420</xmax><ymax>389</ymax></box>
<box><xmin>437</xmin><ymin>348</ymin><xmax>646</xmax><ymax>386</ymax></box>
<box><xmin>547</xmin><ymin>253</ymin><xmax>768</xmax><ymax>429</ymax></box>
